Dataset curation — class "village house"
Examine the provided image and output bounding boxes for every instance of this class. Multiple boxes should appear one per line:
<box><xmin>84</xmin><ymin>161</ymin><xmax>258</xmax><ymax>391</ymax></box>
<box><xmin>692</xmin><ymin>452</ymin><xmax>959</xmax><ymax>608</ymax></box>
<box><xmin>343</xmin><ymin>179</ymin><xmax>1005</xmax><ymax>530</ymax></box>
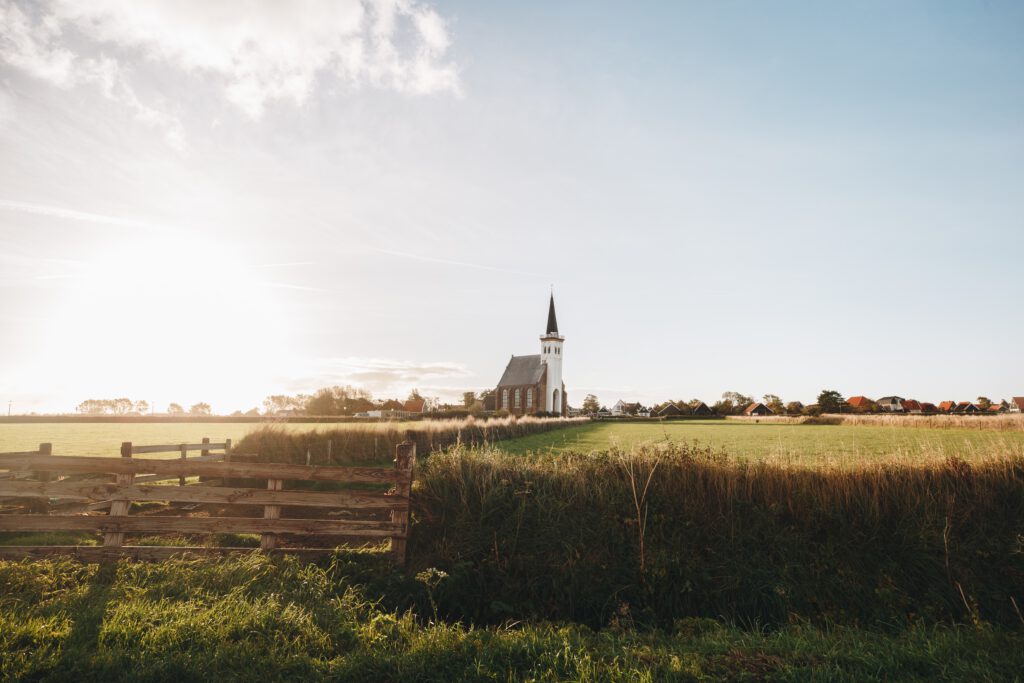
<box><xmin>611</xmin><ymin>400</ymin><xmax>642</xmax><ymax>416</ymax></box>
<box><xmin>744</xmin><ymin>402</ymin><xmax>774</xmax><ymax>417</ymax></box>
<box><xmin>1011</xmin><ymin>398</ymin><xmax>1024</xmax><ymax>413</ymax></box>
<box><xmin>691</xmin><ymin>401</ymin><xmax>714</xmax><ymax>416</ymax></box>
<box><xmin>876</xmin><ymin>396</ymin><xmax>905</xmax><ymax>412</ymax></box>
<box><xmin>902</xmin><ymin>399</ymin><xmax>923</xmax><ymax>414</ymax></box>
<box><xmin>938</xmin><ymin>401</ymin><xmax>957</xmax><ymax>413</ymax></box>
<box><xmin>656</xmin><ymin>403</ymin><xmax>682</xmax><ymax>417</ymax></box>
<box><xmin>846</xmin><ymin>396</ymin><xmax>873</xmax><ymax>411</ymax></box>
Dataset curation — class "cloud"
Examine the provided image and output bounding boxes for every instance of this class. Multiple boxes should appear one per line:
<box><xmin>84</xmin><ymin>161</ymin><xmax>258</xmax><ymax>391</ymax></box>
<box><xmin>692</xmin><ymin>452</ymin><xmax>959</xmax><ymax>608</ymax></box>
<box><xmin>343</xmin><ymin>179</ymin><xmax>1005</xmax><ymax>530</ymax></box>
<box><xmin>0</xmin><ymin>198</ymin><xmax>164</xmax><ymax>231</ymax></box>
<box><xmin>0</xmin><ymin>1</ymin><xmax>185</xmax><ymax>148</ymax></box>
<box><xmin>0</xmin><ymin>0</ymin><xmax>461</xmax><ymax>136</ymax></box>
<box><xmin>286</xmin><ymin>356</ymin><xmax>472</xmax><ymax>397</ymax></box>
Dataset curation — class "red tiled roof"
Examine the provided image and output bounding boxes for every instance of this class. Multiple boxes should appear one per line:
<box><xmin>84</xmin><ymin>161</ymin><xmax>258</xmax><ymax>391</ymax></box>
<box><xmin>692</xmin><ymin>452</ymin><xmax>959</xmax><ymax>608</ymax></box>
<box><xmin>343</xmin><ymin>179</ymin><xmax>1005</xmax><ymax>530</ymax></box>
<box><xmin>920</xmin><ymin>403</ymin><xmax>938</xmax><ymax>412</ymax></box>
<box><xmin>847</xmin><ymin>396</ymin><xmax>872</xmax><ymax>408</ymax></box>
<box><xmin>1014</xmin><ymin>397</ymin><xmax>1024</xmax><ymax>411</ymax></box>
<box><xmin>404</xmin><ymin>399</ymin><xmax>426</xmax><ymax>413</ymax></box>
<box><xmin>938</xmin><ymin>401</ymin><xmax>956</xmax><ymax>411</ymax></box>
<box><xmin>902</xmin><ymin>399</ymin><xmax>922</xmax><ymax>411</ymax></box>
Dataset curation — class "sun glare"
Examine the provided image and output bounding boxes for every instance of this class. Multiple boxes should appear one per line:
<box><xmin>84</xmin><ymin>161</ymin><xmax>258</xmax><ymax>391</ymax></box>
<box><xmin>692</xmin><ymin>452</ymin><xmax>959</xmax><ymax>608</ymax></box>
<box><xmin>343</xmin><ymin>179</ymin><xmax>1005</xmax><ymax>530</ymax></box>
<box><xmin>35</xmin><ymin>231</ymin><xmax>295</xmax><ymax>411</ymax></box>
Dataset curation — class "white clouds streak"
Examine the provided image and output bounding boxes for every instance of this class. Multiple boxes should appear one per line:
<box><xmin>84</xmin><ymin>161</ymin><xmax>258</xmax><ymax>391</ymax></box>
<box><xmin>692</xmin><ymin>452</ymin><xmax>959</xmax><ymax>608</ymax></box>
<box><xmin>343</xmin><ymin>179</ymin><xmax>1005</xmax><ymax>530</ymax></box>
<box><xmin>287</xmin><ymin>356</ymin><xmax>472</xmax><ymax>396</ymax></box>
<box><xmin>0</xmin><ymin>0</ymin><xmax>462</xmax><ymax>143</ymax></box>
<box><xmin>0</xmin><ymin>198</ymin><xmax>162</xmax><ymax>231</ymax></box>
<box><xmin>369</xmin><ymin>247</ymin><xmax>551</xmax><ymax>278</ymax></box>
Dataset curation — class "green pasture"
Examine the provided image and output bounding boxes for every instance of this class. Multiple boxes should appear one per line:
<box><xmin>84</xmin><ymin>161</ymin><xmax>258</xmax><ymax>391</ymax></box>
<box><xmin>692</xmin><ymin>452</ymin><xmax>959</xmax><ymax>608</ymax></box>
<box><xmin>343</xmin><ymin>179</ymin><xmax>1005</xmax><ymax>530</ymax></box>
<box><xmin>496</xmin><ymin>419</ymin><xmax>1024</xmax><ymax>464</ymax></box>
<box><xmin>0</xmin><ymin>422</ymin><xmax>407</xmax><ymax>457</ymax></box>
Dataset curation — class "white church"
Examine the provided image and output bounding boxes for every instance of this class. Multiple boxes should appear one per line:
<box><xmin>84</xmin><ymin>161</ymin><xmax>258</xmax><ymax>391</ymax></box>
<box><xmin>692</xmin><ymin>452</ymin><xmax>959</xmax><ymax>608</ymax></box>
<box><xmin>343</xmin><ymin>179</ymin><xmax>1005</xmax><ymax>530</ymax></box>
<box><xmin>494</xmin><ymin>294</ymin><xmax>567</xmax><ymax>415</ymax></box>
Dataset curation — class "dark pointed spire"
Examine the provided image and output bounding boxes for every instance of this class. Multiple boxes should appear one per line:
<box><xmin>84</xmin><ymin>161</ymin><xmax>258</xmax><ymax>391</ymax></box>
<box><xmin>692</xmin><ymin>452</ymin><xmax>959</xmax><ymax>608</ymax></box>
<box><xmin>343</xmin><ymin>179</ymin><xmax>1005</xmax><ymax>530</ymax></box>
<box><xmin>546</xmin><ymin>293</ymin><xmax>559</xmax><ymax>335</ymax></box>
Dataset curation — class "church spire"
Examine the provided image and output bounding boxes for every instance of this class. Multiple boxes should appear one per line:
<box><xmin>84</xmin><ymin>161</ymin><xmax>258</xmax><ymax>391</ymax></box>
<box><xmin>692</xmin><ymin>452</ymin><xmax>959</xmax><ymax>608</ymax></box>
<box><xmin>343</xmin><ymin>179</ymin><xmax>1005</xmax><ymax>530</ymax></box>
<box><xmin>545</xmin><ymin>293</ymin><xmax>559</xmax><ymax>336</ymax></box>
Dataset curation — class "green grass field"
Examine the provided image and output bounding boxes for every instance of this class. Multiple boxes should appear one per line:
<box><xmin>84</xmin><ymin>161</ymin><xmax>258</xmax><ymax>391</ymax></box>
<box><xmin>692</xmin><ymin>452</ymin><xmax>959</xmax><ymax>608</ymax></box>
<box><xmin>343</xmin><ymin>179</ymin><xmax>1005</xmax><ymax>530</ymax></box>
<box><xmin>0</xmin><ymin>422</ymin><xmax>409</xmax><ymax>456</ymax></box>
<box><xmin>496</xmin><ymin>420</ymin><xmax>1024</xmax><ymax>464</ymax></box>
<box><xmin>5</xmin><ymin>419</ymin><xmax>1024</xmax><ymax>464</ymax></box>
<box><xmin>3</xmin><ymin>553</ymin><xmax>1021</xmax><ymax>682</ymax></box>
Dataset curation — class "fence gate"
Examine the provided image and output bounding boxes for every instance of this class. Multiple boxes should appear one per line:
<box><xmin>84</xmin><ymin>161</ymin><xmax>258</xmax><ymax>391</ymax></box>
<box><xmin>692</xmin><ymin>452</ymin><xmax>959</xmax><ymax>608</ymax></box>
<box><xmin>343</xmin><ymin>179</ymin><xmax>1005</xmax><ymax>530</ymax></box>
<box><xmin>0</xmin><ymin>440</ymin><xmax>415</xmax><ymax>565</ymax></box>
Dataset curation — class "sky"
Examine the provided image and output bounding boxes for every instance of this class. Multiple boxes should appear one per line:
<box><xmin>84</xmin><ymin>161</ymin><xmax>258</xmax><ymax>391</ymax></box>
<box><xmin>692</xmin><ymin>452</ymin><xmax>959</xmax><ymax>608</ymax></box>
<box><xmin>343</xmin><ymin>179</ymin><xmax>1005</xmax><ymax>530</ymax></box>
<box><xmin>0</xmin><ymin>0</ymin><xmax>1022</xmax><ymax>414</ymax></box>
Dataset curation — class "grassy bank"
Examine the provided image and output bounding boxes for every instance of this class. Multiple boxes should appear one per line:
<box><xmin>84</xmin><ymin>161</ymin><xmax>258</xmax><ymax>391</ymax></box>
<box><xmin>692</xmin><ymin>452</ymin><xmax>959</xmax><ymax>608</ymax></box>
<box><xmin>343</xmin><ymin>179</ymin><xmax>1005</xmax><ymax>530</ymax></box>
<box><xmin>410</xmin><ymin>444</ymin><xmax>1024</xmax><ymax>628</ymax></box>
<box><xmin>2</xmin><ymin>553</ymin><xmax>1022</xmax><ymax>682</ymax></box>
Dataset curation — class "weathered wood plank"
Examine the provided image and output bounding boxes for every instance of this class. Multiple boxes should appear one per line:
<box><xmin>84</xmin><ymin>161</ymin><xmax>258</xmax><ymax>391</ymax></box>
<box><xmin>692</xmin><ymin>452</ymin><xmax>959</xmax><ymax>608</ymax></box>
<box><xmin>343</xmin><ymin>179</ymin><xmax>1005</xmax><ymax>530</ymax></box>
<box><xmin>261</xmin><ymin>478</ymin><xmax>283</xmax><ymax>550</ymax></box>
<box><xmin>0</xmin><ymin>545</ymin><xmax>347</xmax><ymax>562</ymax></box>
<box><xmin>0</xmin><ymin>481</ymin><xmax>408</xmax><ymax>509</ymax></box>
<box><xmin>104</xmin><ymin>442</ymin><xmax>134</xmax><ymax>547</ymax></box>
<box><xmin>130</xmin><ymin>443</ymin><xmax>229</xmax><ymax>454</ymax></box>
<box><xmin>0</xmin><ymin>455</ymin><xmax>404</xmax><ymax>484</ymax></box>
<box><xmin>0</xmin><ymin>515</ymin><xmax>404</xmax><ymax>537</ymax></box>
<box><xmin>390</xmin><ymin>441</ymin><xmax>416</xmax><ymax>566</ymax></box>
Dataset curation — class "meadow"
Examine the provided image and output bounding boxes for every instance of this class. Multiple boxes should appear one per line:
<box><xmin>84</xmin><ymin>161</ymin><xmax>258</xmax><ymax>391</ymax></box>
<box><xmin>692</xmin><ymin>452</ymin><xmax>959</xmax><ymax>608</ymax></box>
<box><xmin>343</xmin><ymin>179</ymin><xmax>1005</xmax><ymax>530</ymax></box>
<box><xmin>3</xmin><ymin>552</ymin><xmax>1021</xmax><ymax>682</ymax></box>
<box><xmin>3</xmin><ymin>422</ymin><xmax>1023</xmax><ymax>679</ymax></box>
<box><xmin>496</xmin><ymin>419</ymin><xmax>1024</xmax><ymax>464</ymax></box>
<box><xmin>0</xmin><ymin>416</ymin><xmax>588</xmax><ymax>460</ymax></box>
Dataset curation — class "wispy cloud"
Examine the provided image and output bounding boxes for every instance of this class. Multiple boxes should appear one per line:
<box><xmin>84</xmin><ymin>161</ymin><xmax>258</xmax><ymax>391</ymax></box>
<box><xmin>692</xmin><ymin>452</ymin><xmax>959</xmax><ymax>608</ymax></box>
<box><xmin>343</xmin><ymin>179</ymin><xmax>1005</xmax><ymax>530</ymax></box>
<box><xmin>0</xmin><ymin>0</ymin><xmax>462</xmax><ymax>144</ymax></box>
<box><xmin>369</xmin><ymin>247</ymin><xmax>551</xmax><ymax>278</ymax></box>
<box><xmin>286</xmin><ymin>356</ymin><xmax>473</xmax><ymax>397</ymax></box>
<box><xmin>0</xmin><ymin>198</ymin><xmax>162</xmax><ymax>232</ymax></box>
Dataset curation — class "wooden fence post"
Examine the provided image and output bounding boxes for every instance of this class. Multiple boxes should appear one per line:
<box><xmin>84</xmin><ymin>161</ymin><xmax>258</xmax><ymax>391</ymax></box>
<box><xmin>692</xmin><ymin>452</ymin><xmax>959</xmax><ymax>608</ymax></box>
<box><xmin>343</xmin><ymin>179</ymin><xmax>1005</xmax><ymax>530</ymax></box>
<box><xmin>201</xmin><ymin>437</ymin><xmax>210</xmax><ymax>458</ymax></box>
<box><xmin>179</xmin><ymin>444</ymin><xmax>187</xmax><ymax>486</ymax></box>
<box><xmin>30</xmin><ymin>443</ymin><xmax>52</xmax><ymax>514</ymax></box>
<box><xmin>104</xmin><ymin>442</ymin><xmax>134</xmax><ymax>548</ymax></box>
<box><xmin>261</xmin><ymin>478</ymin><xmax>283</xmax><ymax>550</ymax></box>
<box><xmin>390</xmin><ymin>441</ymin><xmax>415</xmax><ymax>566</ymax></box>
<box><xmin>224</xmin><ymin>439</ymin><xmax>232</xmax><ymax>463</ymax></box>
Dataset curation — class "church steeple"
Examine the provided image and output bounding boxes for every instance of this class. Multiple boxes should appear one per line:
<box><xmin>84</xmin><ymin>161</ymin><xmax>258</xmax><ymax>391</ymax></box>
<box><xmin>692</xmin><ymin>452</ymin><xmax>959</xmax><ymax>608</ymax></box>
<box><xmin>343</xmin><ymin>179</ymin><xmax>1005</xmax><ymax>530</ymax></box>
<box><xmin>545</xmin><ymin>293</ymin><xmax>559</xmax><ymax>336</ymax></box>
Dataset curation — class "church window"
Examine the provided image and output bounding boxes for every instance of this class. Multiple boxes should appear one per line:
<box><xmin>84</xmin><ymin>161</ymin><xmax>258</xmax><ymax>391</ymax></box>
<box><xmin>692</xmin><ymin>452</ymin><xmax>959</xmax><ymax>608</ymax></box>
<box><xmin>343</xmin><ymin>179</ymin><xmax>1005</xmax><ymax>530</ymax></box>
<box><xmin>514</xmin><ymin>388</ymin><xmax>521</xmax><ymax>408</ymax></box>
<box><xmin>502</xmin><ymin>389</ymin><xmax>509</xmax><ymax>409</ymax></box>
<box><xmin>526</xmin><ymin>388</ymin><xmax>533</xmax><ymax>408</ymax></box>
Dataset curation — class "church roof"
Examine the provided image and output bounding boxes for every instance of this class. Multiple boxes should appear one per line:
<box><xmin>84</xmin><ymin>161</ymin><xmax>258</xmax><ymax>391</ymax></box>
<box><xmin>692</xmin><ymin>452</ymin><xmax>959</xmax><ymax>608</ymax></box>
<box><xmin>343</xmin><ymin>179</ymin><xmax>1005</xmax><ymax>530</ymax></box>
<box><xmin>497</xmin><ymin>354</ymin><xmax>546</xmax><ymax>387</ymax></box>
<box><xmin>546</xmin><ymin>294</ymin><xmax>559</xmax><ymax>336</ymax></box>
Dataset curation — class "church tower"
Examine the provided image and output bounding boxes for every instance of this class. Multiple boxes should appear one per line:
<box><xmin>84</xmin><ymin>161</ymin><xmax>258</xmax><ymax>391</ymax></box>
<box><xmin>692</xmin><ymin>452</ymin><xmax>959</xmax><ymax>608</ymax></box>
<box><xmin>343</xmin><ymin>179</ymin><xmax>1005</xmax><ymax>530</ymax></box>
<box><xmin>540</xmin><ymin>293</ymin><xmax>564</xmax><ymax>414</ymax></box>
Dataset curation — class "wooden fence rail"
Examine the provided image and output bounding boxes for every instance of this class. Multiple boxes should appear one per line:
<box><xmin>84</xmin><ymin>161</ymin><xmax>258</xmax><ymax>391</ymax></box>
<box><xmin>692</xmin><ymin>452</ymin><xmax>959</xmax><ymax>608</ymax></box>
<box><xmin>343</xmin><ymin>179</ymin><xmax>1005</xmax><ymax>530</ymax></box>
<box><xmin>0</xmin><ymin>439</ymin><xmax>416</xmax><ymax>565</ymax></box>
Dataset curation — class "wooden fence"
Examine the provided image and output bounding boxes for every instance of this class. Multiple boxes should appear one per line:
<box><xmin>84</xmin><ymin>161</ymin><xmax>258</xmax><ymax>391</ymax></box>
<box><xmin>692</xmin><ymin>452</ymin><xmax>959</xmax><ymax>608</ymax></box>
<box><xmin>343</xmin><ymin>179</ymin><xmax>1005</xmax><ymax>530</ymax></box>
<box><xmin>0</xmin><ymin>439</ymin><xmax>415</xmax><ymax>565</ymax></box>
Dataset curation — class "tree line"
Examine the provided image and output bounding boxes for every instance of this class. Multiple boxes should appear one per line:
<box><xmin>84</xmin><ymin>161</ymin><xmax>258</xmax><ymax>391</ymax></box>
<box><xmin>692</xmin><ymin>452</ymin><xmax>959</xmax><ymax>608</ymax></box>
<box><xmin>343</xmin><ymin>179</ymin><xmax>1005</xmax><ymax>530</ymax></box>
<box><xmin>75</xmin><ymin>399</ymin><xmax>211</xmax><ymax>415</ymax></box>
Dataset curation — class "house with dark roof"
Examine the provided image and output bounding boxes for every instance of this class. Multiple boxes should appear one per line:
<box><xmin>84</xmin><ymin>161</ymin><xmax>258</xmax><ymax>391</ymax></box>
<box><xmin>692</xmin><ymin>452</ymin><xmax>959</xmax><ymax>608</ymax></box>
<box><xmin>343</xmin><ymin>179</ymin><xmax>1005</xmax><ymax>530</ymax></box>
<box><xmin>656</xmin><ymin>403</ymin><xmax>682</xmax><ymax>417</ymax></box>
<box><xmin>691</xmin><ymin>401</ymin><xmax>713</xmax><ymax>416</ymax></box>
<box><xmin>953</xmin><ymin>402</ymin><xmax>979</xmax><ymax>413</ymax></box>
<box><xmin>744</xmin><ymin>402</ymin><xmax>774</xmax><ymax>417</ymax></box>
<box><xmin>494</xmin><ymin>294</ymin><xmax>567</xmax><ymax>416</ymax></box>
<box><xmin>920</xmin><ymin>402</ymin><xmax>938</xmax><ymax>413</ymax></box>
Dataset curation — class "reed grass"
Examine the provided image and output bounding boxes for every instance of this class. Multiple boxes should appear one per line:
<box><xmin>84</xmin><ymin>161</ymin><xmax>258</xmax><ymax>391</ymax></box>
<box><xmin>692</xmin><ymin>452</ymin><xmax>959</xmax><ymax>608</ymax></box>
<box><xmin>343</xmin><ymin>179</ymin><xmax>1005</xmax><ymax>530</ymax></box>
<box><xmin>831</xmin><ymin>413</ymin><xmax>1024</xmax><ymax>431</ymax></box>
<box><xmin>233</xmin><ymin>415</ymin><xmax>589</xmax><ymax>465</ymax></box>
<box><xmin>410</xmin><ymin>442</ymin><xmax>1024</xmax><ymax>628</ymax></box>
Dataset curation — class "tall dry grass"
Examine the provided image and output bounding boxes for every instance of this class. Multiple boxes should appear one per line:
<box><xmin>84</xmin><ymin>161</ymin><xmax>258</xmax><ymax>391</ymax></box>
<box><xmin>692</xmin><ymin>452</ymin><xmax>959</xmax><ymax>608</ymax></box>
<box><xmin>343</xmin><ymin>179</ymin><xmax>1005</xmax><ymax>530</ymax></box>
<box><xmin>234</xmin><ymin>415</ymin><xmax>589</xmax><ymax>465</ymax></box>
<box><xmin>411</xmin><ymin>442</ymin><xmax>1024</xmax><ymax>628</ymax></box>
<box><xmin>727</xmin><ymin>413</ymin><xmax>1024</xmax><ymax>431</ymax></box>
<box><xmin>831</xmin><ymin>413</ymin><xmax>1024</xmax><ymax>431</ymax></box>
